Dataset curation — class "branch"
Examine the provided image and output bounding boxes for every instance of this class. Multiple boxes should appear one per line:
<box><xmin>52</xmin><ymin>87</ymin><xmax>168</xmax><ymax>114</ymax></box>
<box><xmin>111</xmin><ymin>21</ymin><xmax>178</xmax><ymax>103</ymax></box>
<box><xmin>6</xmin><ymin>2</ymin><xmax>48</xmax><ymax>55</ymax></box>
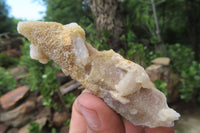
<box><xmin>151</xmin><ymin>0</ymin><xmax>162</xmax><ymax>43</ymax></box>
<box><xmin>59</xmin><ymin>80</ymin><xmax>81</xmax><ymax>95</ymax></box>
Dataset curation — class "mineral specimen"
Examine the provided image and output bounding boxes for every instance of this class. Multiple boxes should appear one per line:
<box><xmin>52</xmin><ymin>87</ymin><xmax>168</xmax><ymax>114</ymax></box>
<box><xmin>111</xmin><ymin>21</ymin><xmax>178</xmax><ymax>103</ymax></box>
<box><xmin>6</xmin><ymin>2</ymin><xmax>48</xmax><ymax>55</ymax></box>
<box><xmin>17</xmin><ymin>21</ymin><xmax>180</xmax><ymax>128</ymax></box>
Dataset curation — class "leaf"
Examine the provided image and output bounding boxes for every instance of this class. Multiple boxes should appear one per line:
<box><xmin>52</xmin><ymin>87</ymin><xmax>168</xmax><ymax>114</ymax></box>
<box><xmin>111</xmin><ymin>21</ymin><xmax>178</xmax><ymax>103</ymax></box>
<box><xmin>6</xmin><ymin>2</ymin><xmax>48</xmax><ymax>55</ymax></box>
<box><xmin>29</xmin><ymin>122</ymin><xmax>42</xmax><ymax>133</ymax></box>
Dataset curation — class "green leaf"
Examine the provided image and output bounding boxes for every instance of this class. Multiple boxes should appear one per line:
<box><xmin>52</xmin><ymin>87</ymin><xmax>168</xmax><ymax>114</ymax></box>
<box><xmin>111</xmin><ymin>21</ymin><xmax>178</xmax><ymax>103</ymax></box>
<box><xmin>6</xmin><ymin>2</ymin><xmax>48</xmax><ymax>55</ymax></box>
<box><xmin>154</xmin><ymin>80</ymin><xmax>168</xmax><ymax>96</ymax></box>
<box><xmin>29</xmin><ymin>122</ymin><xmax>42</xmax><ymax>133</ymax></box>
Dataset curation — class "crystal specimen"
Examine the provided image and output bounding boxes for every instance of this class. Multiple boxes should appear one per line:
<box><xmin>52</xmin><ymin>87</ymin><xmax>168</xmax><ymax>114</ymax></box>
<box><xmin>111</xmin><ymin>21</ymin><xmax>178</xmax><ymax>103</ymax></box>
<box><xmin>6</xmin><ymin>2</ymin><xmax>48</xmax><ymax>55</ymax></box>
<box><xmin>17</xmin><ymin>21</ymin><xmax>180</xmax><ymax>128</ymax></box>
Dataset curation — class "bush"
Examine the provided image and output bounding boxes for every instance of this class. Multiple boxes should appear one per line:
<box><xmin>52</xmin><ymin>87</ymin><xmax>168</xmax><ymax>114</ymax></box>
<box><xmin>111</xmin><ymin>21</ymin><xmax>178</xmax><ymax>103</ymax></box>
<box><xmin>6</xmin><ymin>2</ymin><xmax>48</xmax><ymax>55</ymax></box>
<box><xmin>166</xmin><ymin>44</ymin><xmax>194</xmax><ymax>73</ymax></box>
<box><xmin>178</xmin><ymin>61</ymin><xmax>200</xmax><ymax>101</ymax></box>
<box><xmin>0</xmin><ymin>67</ymin><xmax>17</xmax><ymax>96</ymax></box>
<box><xmin>166</xmin><ymin>44</ymin><xmax>200</xmax><ymax>102</ymax></box>
<box><xmin>0</xmin><ymin>52</ymin><xmax>19</xmax><ymax>67</ymax></box>
<box><xmin>119</xmin><ymin>31</ymin><xmax>162</xmax><ymax>67</ymax></box>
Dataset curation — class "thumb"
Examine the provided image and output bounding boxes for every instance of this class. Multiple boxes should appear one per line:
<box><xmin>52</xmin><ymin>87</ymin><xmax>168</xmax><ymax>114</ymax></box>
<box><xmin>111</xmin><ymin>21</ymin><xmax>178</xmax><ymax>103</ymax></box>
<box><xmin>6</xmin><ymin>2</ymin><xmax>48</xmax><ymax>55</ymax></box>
<box><xmin>77</xmin><ymin>92</ymin><xmax>125</xmax><ymax>133</ymax></box>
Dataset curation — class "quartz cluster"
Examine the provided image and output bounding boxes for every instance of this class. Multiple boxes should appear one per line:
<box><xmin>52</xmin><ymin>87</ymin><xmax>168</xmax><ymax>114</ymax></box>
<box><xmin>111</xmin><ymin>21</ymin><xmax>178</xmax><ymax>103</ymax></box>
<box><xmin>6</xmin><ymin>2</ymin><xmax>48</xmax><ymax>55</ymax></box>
<box><xmin>17</xmin><ymin>21</ymin><xmax>180</xmax><ymax>128</ymax></box>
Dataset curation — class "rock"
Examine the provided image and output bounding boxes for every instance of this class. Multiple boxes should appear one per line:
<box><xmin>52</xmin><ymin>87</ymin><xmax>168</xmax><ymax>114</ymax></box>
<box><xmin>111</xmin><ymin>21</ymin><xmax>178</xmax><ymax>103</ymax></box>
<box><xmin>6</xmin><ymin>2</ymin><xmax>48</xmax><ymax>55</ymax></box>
<box><xmin>151</xmin><ymin>57</ymin><xmax>170</xmax><ymax>66</ymax></box>
<box><xmin>0</xmin><ymin>100</ymin><xmax>36</xmax><ymax>127</ymax></box>
<box><xmin>19</xmin><ymin>100</ymin><xmax>36</xmax><ymax>114</ymax></box>
<box><xmin>53</xmin><ymin>112</ymin><xmax>69</xmax><ymax>127</ymax></box>
<box><xmin>7</xmin><ymin>128</ymin><xmax>18</xmax><ymax>133</ymax></box>
<box><xmin>0</xmin><ymin>85</ymin><xmax>29</xmax><ymax>110</ymax></box>
<box><xmin>145</xmin><ymin>62</ymin><xmax>180</xmax><ymax>103</ymax></box>
<box><xmin>60</xmin><ymin>126</ymin><xmax>69</xmax><ymax>133</ymax></box>
<box><xmin>167</xmin><ymin>73</ymin><xmax>180</xmax><ymax>103</ymax></box>
<box><xmin>35</xmin><ymin>117</ymin><xmax>48</xmax><ymax>127</ymax></box>
<box><xmin>10</xmin><ymin>66</ymin><xmax>28</xmax><ymax>80</ymax></box>
<box><xmin>0</xmin><ymin>123</ymin><xmax>9</xmax><ymax>133</ymax></box>
<box><xmin>145</xmin><ymin>64</ymin><xmax>163</xmax><ymax>82</ymax></box>
<box><xmin>36</xmin><ymin>108</ymin><xmax>51</xmax><ymax>120</ymax></box>
<box><xmin>17</xmin><ymin>21</ymin><xmax>180</xmax><ymax>128</ymax></box>
<box><xmin>18</xmin><ymin>117</ymin><xmax>47</xmax><ymax>133</ymax></box>
<box><xmin>8</xmin><ymin>114</ymin><xmax>33</xmax><ymax>127</ymax></box>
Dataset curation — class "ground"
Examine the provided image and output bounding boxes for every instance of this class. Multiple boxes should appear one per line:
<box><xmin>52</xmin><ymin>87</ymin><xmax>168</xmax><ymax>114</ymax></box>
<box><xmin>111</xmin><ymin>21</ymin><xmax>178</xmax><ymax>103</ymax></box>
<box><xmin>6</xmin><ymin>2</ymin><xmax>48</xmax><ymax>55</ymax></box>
<box><xmin>174</xmin><ymin>101</ymin><xmax>200</xmax><ymax>133</ymax></box>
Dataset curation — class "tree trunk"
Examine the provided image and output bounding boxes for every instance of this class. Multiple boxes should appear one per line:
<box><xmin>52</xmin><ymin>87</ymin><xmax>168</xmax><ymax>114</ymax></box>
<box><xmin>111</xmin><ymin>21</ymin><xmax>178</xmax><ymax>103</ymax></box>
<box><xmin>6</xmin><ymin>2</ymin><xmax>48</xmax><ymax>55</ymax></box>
<box><xmin>151</xmin><ymin>0</ymin><xmax>165</xmax><ymax>54</ymax></box>
<box><xmin>151</xmin><ymin>0</ymin><xmax>162</xmax><ymax>43</ymax></box>
<box><xmin>89</xmin><ymin>0</ymin><xmax>123</xmax><ymax>50</ymax></box>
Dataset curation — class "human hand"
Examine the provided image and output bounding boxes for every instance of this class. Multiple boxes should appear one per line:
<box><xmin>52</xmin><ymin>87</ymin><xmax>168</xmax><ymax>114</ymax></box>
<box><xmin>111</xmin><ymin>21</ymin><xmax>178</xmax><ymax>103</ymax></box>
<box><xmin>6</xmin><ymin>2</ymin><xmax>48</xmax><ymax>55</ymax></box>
<box><xmin>69</xmin><ymin>92</ymin><xmax>174</xmax><ymax>133</ymax></box>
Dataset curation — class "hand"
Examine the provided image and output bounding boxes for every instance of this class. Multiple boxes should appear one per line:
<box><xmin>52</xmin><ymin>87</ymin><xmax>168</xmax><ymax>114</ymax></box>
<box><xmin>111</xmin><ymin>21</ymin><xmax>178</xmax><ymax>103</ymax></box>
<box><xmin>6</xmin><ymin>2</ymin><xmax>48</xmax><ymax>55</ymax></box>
<box><xmin>69</xmin><ymin>92</ymin><xmax>174</xmax><ymax>133</ymax></box>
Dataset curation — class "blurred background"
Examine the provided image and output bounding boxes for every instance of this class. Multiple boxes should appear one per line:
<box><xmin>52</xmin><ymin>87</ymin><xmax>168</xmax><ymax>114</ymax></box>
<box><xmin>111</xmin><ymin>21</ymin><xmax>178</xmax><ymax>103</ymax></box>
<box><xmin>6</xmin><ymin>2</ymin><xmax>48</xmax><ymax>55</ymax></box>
<box><xmin>0</xmin><ymin>0</ymin><xmax>200</xmax><ymax>132</ymax></box>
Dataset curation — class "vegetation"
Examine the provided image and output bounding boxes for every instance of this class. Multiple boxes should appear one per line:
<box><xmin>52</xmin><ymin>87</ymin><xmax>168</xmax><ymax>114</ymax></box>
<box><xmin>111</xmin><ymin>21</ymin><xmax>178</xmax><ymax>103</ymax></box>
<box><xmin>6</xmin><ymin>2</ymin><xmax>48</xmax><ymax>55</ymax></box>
<box><xmin>154</xmin><ymin>79</ymin><xmax>168</xmax><ymax>96</ymax></box>
<box><xmin>0</xmin><ymin>0</ymin><xmax>18</xmax><ymax>33</ymax></box>
<box><xmin>0</xmin><ymin>66</ymin><xmax>17</xmax><ymax>96</ymax></box>
<box><xmin>29</xmin><ymin>122</ymin><xmax>43</xmax><ymax>133</ymax></box>
<box><xmin>0</xmin><ymin>52</ymin><xmax>19</xmax><ymax>67</ymax></box>
<box><xmin>19</xmin><ymin>40</ymin><xmax>61</xmax><ymax>108</ymax></box>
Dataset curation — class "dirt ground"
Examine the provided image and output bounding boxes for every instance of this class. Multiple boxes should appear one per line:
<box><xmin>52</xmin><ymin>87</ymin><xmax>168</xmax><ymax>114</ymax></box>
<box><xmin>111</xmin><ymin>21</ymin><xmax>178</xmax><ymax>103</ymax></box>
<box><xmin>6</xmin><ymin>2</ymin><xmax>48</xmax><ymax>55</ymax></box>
<box><xmin>173</xmin><ymin>101</ymin><xmax>200</xmax><ymax>133</ymax></box>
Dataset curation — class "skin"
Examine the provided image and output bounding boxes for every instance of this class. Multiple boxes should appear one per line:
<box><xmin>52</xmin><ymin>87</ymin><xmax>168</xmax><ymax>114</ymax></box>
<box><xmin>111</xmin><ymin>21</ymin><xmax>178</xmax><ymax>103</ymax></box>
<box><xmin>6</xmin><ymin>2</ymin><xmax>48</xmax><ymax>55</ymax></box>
<box><xmin>70</xmin><ymin>92</ymin><xmax>175</xmax><ymax>133</ymax></box>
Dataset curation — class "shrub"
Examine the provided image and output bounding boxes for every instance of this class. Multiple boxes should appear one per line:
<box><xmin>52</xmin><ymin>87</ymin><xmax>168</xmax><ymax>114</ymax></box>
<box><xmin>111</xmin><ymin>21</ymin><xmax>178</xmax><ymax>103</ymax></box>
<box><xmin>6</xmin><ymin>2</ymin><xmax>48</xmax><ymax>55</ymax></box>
<box><xmin>166</xmin><ymin>44</ymin><xmax>194</xmax><ymax>73</ymax></box>
<box><xmin>0</xmin><ymin>67</ymin><xmax>17</xmax><ymax>96</ymax></box>
<box><xmin>178</xmin><ymin>61</ymin><xmax>200</xmax><ymax>101</ymax></box>
<box><xmin>0</xmin><ymin>52</ymin><xmax>19</xmax><ymax>67</ymax></box>
<box><xmin>166</xmin><ymin>44</ymin><xmax>200</xmax><ymax>102</ymax></box>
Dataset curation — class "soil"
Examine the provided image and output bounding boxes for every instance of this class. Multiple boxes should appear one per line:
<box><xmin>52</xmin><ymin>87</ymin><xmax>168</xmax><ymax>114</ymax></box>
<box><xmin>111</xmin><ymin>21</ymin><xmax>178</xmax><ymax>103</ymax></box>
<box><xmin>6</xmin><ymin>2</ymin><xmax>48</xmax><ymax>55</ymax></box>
<box><xmin>172</xmin><ymin>101</ymin><xmax>200</xmax><ymax>133</ymax></box>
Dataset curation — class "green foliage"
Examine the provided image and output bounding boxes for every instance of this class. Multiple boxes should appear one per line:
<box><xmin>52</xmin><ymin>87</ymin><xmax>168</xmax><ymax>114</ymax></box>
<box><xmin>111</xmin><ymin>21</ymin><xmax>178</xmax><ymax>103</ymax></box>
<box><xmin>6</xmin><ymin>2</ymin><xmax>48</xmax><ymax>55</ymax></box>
<box><xmin>0</xmin><ymin>67</ymin><xmax>17</xmax><ymax>96</ymax></box>
<box><xmin>166</xmin><ymin>44</ymin><xmax>200</xmax><ymax>101</ymax></box>
<box><xmin>119</xmin><ymin>31</ymin><xmax>161</xmax><ymax>66</ymax></box>
<box><xmin>0</xmin><ymin>52</ymin><xmax>19</xmax><ymax>67</ymax></box>
<box><xmin>0</xmin><ymin>0</ymin><xmax>18</xmax><ymax>33</ymax></box>
<box><xmin>43</xmin><ymin>0</ymin><xmax>93</xmax><ymax>26</ymax></box>
<box><xmin>51</xmin><ymin>128</ymin><xmax>57</xmax><ymax>133</ymax></box>
<box><xmin>64</xmin><ymin>119</ymin><xmax>71</xmax><ymax>128</ymax></box>
<box><xmin>64</xmin><ymin>92</ymin><xmax>76</xmax><ymax>108</ymax></box>
<box><xmin>166</xmin><ymin>44</ymin><xmax>194</xmax><ymax>73</ymax></box>
<box><xmin>29</xmin><ymin>122</ymin><xmax>43</xmax><ymax>133</ymax></box>
<box><xmin>121</xmin><ymin>0</ymin><xmax>157</xmax><ymax>42</ymax></box>
<box><xmin>19</xmin><ymin>41</ymin><xmax>61</xmax><ymax>108</ymax></box>
<box><xmin>86</xmin><ymin>24</ymin><xmax>110</xmax><ymax>51</ymax></box>
<box><xmin>154</xmin><ymin>79</ymin><xmax>168</xmax><ymax>96</ymax></box>
<box><xmin>178</xmin><ymin>61</ymin><xmax>200</xmax><ymax>101</ymax></box>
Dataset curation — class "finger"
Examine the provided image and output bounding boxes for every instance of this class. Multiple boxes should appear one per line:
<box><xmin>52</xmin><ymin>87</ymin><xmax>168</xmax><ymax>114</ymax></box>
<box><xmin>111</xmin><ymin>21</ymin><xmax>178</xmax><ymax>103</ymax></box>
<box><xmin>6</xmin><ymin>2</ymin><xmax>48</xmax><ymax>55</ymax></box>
<box><xmin>69</xmin><ymin>98</ymin><xmax>87</xmax><ymax>133</ymax></box>
<box><xmin>124</xmin><ymin>121</ymin><xmax>144</xmax><ymax>133</ymax></box>
<box><xmin>145</xmin><ymin>126</ymin><xmax>174</xmax><ymax>133</ymax></box>
<box><xmin>77</xmin><ymin>92</ymin><xmax>125</xmax><ymax>133</ymax></box>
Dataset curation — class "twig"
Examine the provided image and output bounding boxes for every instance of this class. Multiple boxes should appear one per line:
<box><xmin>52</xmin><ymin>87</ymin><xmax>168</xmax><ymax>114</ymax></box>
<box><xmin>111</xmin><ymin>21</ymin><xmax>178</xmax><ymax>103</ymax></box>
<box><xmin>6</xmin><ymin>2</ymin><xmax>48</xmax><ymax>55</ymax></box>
<box><xmin>59</xmin><ymin>80</ymin><xmax>81</xmax><ymax>95</ymax></box>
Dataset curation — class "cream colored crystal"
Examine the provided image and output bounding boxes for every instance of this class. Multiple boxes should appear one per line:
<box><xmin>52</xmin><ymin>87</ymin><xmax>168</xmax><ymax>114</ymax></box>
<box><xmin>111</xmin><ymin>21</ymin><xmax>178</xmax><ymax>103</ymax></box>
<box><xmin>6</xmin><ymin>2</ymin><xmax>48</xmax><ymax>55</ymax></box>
<box><xmin>17</xmin><ymin>21</ymin><xmax>180</xmax><ymax>128</ymax></box>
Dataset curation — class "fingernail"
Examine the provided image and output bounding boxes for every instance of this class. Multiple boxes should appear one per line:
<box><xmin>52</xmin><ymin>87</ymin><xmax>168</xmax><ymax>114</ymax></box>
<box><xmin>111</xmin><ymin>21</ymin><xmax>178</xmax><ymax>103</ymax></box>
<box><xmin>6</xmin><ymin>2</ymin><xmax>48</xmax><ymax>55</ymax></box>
<box><xmin>77</xmin><ymin>101</ymin><xmax>101</xmax><ymax>129</ymax></box>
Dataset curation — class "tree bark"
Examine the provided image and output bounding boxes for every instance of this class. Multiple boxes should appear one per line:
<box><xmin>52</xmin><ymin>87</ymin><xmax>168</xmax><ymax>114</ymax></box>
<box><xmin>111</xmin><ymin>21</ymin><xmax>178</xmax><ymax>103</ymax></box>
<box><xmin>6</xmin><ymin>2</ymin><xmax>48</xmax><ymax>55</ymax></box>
<box><xmin>89</xmin><ymin>0</ymin><xmax>123</xmax><ymax>50</ymax></box>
